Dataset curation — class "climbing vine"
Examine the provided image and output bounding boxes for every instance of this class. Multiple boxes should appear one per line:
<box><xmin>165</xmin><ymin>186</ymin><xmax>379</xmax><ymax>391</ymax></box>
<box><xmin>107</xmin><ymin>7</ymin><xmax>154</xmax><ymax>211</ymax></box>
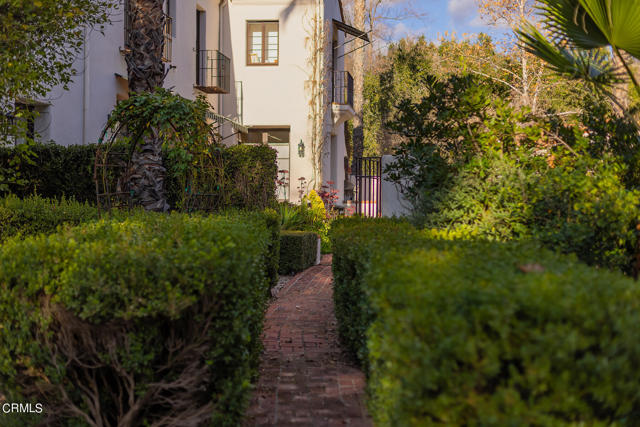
<box><xmin>97</xmin><ymin>88</ymin><xmax>222</xmax><ymax>211</ymax></box>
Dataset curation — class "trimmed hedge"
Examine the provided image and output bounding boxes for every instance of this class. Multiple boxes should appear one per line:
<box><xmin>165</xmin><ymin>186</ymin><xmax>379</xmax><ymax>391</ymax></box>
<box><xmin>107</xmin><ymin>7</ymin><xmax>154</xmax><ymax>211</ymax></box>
<box><xmin>331</xmin><ymin>218</ymin><xmax>640</xmax><ymax>425</ymax></box>
<box><xmin>0</xmin><ymin>195</ymin><xmax>99</xmax><ymax>243</ymax></box>
<box><xmin>1</xmin><ymin>143</ymin><xmax>278</xmax><ymax>211</ymax></box>
<box><xmin>220</xmin><ymin>208</ymin><xmax>281</xmax><ymax>290</ymax></box>
<box><xmin>0</xmin><ymin>212</ymin><xmax>272</xmax><ymax>426</ymax></box>
<box><xmin>279</xmin><ymin>231</ymin><xmax>318</xmax><ymax>275</ymax></box>
<box><xmin>0</xmin><ymin>143</ymin><xmax>96</xmax><ymax>202</ymax></box>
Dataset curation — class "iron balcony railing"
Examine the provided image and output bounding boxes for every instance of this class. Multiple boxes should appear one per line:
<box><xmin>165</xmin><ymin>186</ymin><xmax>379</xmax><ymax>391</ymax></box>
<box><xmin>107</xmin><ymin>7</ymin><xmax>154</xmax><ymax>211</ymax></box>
<box><xmin>333</xmin><ymin>71</ymin><xmax>354</xmax><ymax>108</ymax></box>
<box><xmin>195</xmin><ymin>50</ymin><xmax>231</xmax><ymax>94</ymax></box>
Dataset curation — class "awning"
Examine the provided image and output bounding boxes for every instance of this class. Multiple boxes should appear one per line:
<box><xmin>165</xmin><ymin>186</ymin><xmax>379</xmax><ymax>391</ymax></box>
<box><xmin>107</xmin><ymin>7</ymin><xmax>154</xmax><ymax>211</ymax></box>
<box><xmin>206</xmin><ymin>111</ymin><xmax>248</xmax><ymax>134</ymax></box>
<box><xmin>333</xmin><ymin>19</ymin><xmax>370</xmax><ymax>42</ymax></box>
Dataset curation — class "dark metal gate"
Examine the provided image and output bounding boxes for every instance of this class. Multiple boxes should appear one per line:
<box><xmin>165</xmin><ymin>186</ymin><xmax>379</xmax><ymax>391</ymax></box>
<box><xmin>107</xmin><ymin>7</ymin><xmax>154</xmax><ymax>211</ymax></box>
<box><xmin>354</xmin><ymin>157</ymin><xmax>382</xmax><ymax>217</ymax></box>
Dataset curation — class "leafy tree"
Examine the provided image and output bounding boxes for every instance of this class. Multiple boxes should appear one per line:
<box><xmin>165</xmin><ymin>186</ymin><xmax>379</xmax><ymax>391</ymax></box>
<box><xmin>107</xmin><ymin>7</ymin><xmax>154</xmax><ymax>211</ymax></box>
<box><xmin>0</xmin><ymin>0</ymin><xmax>115</xmax><ymax>189</ymax></box>
<box><xmin>517</xmin><ymin>0</ymin><xmax>640</xmax><ymax>122</ymax></box>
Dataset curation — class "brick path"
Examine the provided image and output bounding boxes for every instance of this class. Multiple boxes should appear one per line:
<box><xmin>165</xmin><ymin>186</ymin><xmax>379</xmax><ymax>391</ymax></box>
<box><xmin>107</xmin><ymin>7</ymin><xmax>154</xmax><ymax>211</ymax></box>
<box><xmin>244</xmin><ymin>255</ymin><xmax>371</xmax><ymax>426</ymax></box>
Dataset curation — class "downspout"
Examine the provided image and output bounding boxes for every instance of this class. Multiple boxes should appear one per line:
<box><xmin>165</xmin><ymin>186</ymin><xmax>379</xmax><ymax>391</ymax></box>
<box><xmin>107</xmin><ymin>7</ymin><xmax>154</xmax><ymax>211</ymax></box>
<box><xmin>218</xmin><ymin>0</ymin><xmax>226</xmax><ymax>120</ymax></box>
<box><xmin>82</xmin><ymin>28</ymin><xmax>90</xmax><ymax>145</ymax></box>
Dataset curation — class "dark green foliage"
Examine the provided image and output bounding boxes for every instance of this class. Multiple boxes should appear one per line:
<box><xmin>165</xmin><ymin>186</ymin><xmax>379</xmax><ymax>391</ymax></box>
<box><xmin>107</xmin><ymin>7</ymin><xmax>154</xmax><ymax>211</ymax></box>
<box><xmin>0</xmin><ymin>143</ymin><xmax>97</xmax><ymax>202</ymax></box>
<box><xmin>528</xmin><ymin>156</ymin><xmax>640</xmax><ymax>274</ymax></box>
<box><xmin>1</xmin><ymin>142</ymin><xmax>278</xmax><ymax>211</ymax></box>
<box><xmin>0</xmin><ymin>213</ymin><xmax>272</xmax><ymax>426</ymax></box>
<box><xmin>164</xmin><ymin>143</ymin><xmax>278</xmax><ymax>211</ymax></box>
<box><xmin>331</xmin><ymin>219</ymin><xmax>640</xmax><ymax>425</ymax></box>
<box><xmin>278</xmin><ymin>231</ymin><xmax>318</xmax><ymax>275</ymax></box>
<box><xmin>0</xmin><ymin>195</ymin><xmax>98</xmax><ymax>243</ymax></box>
<box><xmin>330</xmin><ymin>217</ymin><xmax>416</xmax><ymax>369</ymax></box>
<box><xmin>385</xmin><ymin>73</ymin><xmax>640</xmax><ymax>274</ymax></box>
<box><xmin>221</xmin><ymin>208</ymin><xmax>281</xmax><ymax>290</ymax></box>
<box><xmin>221</xmin><ymin>144</ymin><xmax>278</xmax><ymax>210</ymax></box>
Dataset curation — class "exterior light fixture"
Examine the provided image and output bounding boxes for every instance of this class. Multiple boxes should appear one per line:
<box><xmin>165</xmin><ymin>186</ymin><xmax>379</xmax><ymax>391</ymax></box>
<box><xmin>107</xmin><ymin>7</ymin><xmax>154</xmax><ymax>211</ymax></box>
<box><xmin>298</xmin><ymin>139</ymin><xmax>305</xmax><ymax>158</ymax></box>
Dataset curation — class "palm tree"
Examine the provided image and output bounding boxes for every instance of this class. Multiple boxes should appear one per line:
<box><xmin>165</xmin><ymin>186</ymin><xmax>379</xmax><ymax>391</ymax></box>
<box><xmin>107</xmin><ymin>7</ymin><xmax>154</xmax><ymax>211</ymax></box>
<box><xmin>517</xmin><ymin>0</ymin><xmax>640</xmax><ymax>118</ymax></box>
<box><xmin>124</xmin><ymin>0</ymin><xmax>170</xmax><ymax>211</ymax></box>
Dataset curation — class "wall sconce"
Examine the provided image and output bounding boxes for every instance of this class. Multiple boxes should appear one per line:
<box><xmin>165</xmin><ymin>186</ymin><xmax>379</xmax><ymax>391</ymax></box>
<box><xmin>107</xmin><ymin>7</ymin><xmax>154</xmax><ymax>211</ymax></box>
<box><xmin>298</xmin><ymin>140</ymin><xmax>305</xmax><ymax>158</ymax></box>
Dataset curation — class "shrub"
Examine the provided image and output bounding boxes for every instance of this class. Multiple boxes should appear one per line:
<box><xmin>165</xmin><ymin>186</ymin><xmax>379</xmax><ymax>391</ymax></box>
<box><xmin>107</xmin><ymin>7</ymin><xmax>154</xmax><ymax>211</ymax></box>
<box><xmin>330</xmin><ymin>217</ymin><xmax>417</xmax><ymax>368</ymax></box>
<box><xmin>279</xmin><ymin>231</ymin><xmax>318</xmax><ymax>275</ymax></box>
<box><xmin>0</xmin><ymin>212</ymin><xmax>272</xmax><ymax>426</ymax></box>
<box><xmin>0</xmin><ymin>143</ymin><xmax>96</xmax><ymax>202</ymax></box>
<box><xmin>220</xmin><ymin>144</ymin><xmax>278</xmax><ymax>210</ymax></box>
<box><xmin>331</xmin><ymin>220</ymin><xmax>640</xmax><ymax>425</ymax></box>
<box><xmin>1</xmin><ymin>143</ymin><xmax>278</xmax><ymax>212</ymax></box>
<box><xmin>528</xmin><ymin>156</ymin><xmax>640</xmax><ymax>275</ymax></box>
<box><xmin>220</xmin><ymin>208</ymin><xmax>281</xmax><ymax>290</ymax></box>
<box><xmin>0</xmin><ymin>194</ymin><xmax>98</xmax><ymax>243</ymax></box>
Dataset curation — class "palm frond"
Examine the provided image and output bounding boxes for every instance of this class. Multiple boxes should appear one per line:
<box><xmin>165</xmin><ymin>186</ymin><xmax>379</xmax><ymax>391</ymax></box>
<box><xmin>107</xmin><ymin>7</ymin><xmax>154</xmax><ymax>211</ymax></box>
<box><xmin>537</xmin><ymin>0</ymin><xmax>608</xmax><ymax>50</ymax></box>
<box><xmin>578</xmin><ymin>0</ymin><xmax>640</xmax><ymax>60</ymax></box>
<box><xmin>517</xmin><ymin>22</ymin><xmax>621</xmax><ymax>89</ymax></box>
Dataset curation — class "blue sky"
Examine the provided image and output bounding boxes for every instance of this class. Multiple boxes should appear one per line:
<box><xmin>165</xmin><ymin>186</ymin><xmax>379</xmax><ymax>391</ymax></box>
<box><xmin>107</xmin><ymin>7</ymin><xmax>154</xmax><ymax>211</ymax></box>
<box><xmin>386</xmin><ymin>0</ymin><xmax>511</xmax><ymax>44</ymax></box>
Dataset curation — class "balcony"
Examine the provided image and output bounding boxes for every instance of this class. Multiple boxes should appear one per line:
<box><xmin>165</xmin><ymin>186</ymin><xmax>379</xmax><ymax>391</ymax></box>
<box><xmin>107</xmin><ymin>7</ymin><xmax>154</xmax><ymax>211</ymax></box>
<box><xmin>195</xmin><ymin>50</ymin><xmax>231</xmax><ymax>94</ymax></box>
<box><xmin>333</xmin><ymin>71</ymin><xmax>354</xmax><ymax>108</ymax></box>
<box><xmin>331</xmin><ymin>71</ymin><xmax>355</xmax><ymax>132</ymax></box>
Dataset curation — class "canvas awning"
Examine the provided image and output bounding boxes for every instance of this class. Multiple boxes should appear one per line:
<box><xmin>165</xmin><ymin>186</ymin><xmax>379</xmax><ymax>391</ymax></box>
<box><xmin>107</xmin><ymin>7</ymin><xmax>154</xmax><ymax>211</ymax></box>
<box><xmin>206</xmin><ymin>111</ymin><xmax>248</xmax><ymax>134</ymax></box>
<box><xmin>333</xmin><ymin>19</ymin><xmax>370</xmax><ymax>43</ymax></box>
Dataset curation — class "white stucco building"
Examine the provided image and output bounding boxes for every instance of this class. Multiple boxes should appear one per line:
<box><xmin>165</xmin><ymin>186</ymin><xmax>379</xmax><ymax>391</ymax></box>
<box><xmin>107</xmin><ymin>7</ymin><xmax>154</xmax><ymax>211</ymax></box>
<box><xmin>31</xmin><ymin>0</ymin><xmax>366</xmax><ymax>204</ymax></box>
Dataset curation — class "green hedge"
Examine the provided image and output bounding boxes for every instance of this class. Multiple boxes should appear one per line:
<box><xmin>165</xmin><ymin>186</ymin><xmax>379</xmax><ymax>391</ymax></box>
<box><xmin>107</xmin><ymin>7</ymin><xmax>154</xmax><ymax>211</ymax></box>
<box><xmin>331</xmin><ymin>218</ymin><xmax>640</xmax><ymax>425</ymax></box>
<box><xmin>279</xmin><ymin>231</ymin><xmax>318</xmax><ymax>275</ymax></box>
<box><xmin>220</xmin><ymin>208</ymin><xmax>281</xmax><ymax>290</ymax></box>
<box><xmin>0</xmin><ymin>212</ymin><xmax>272</xmax><ymax>426</ymax></box>
<box><xmin>0</xmin><ymin>195</ymin><xmax>99</xmax><ymax>243</ymax></box>
<box><xmin>330</xmin><ymin>217</ymin><xmax>417</xmax><ymax>368</ymax></box>
<box><xmin>0</xmin><ymin>143</ymin><xmax>97</xmax><ymax>202</ymax></box>
<box><xmin>1</xmin><ymin>143</ymin><xmax>278</xmax><ymax>211</ymax></box>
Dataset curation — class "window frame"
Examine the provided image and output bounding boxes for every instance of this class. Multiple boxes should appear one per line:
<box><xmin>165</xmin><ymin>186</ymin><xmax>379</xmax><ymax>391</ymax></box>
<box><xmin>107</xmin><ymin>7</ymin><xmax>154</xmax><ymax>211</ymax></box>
<box><xmin>246</xmin><ymin>21</ymin><xmax>279</xmax><ymax>66</ymax></box>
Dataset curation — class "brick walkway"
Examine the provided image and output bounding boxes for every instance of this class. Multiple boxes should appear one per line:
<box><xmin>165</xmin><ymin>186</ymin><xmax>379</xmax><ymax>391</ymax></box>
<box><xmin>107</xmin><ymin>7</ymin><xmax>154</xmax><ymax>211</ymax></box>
<box><xmin>244</xmin><ymin>255</ymin><xmax>371</xmax><ymax>426</ymax></box>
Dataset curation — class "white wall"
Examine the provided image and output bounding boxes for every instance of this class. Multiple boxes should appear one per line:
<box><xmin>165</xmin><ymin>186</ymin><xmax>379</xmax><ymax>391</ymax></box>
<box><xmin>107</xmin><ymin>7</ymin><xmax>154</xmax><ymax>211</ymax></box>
<box><xmin>40</xmin><ymin>0</ymin><xmax>228</xmax><ymax>147</ymax></box>
<box><xmin>228</xmin><ymin>0</ymin><xmax>347</xmax><ymax>203</ymax></box>
<box><xmin>381</xmin><ymin>155</ymin><xmax>411</xmax><ymax>217</ymax></box>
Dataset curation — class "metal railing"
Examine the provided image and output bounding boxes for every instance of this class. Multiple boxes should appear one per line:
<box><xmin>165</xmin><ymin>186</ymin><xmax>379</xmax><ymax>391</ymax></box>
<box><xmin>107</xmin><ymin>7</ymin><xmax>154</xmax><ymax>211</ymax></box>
<box><xmin>354</xmin><ymin>157</ymin><xmax>382</xmax><ymax>218</ymax></box>
<box><xmin>195</xmin><ymin>50</ymin><xmax>231</xmax><ymax>94</ymax></box>
<box><xmin>333</xmin><ymin>71</ymin><xmax>354</xmax><ymax>108</ymax></box>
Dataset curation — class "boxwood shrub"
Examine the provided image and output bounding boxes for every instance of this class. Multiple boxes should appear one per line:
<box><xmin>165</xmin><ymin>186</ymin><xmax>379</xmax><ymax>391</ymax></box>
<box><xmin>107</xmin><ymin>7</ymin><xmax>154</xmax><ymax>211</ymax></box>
<box><xmin>220</xmin><ymin>208</ymin><xmax>281</xmax><ymax>290</ymax></box>
<box><xmin>279</xmin><ymin>231</ymin><xmax>318</xmax><ymax>275</ymax></box>
<box><xmin>1</xmin><ymin>143</ymin><xmax>278</xmax><ymax>211</ymax></box>
<box><xmin>0</xmin><ymin>143</ymin><xmax>97</xmax><ymax>203</ymax></box>
<box><xmin>330</xmin><ymin>217</ymin><xmax>417</xmax><ymax>368</ymax></box>
<box><xmin>0</xmin><ymin>195</ymin><xmax>99</xmax><ymax>243</ymax></box>
<box><xmin>0</xmin><ymin>212</ymin><xmax>272</xmax><ymax>426</ymax></box>
<box><xmin>331</xmin><ymin>219</ymin><xmax>640</xmax><ymax>425</ymax></box>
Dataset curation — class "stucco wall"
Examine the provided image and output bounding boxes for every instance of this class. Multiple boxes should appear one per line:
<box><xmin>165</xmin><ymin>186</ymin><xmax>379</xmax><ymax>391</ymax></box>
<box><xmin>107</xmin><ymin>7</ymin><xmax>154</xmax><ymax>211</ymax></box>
<box><xmin>381</xmin><ymin>155</ymin><xmax>411</xmax><ymax>218</ymax></box>
<box><xmin>228</xmin><ymin>0</ymin><xmax>347</xmax><ymax>203</ymax></box>
<box><xmin>40</xmin><ymin>0</ymin><xmax>225</xmax><ymax>147</ymax></box>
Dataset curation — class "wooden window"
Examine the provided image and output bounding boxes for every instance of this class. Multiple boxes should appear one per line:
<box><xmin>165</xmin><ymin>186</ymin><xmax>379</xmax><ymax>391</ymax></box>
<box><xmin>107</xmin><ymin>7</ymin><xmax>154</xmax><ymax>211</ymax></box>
<box><xmin>247</xmin><ymin>21</ymin><xmax>279</xmax><ymax>65</ymax></box>
<box><xmin>240</xmin><ymin>126</ymin><xmax>290</xmax><ymax>144</ymax></box>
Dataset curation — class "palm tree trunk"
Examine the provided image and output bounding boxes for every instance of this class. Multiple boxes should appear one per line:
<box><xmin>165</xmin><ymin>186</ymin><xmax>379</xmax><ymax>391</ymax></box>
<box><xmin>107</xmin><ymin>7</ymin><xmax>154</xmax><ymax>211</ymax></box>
<box><xmin>125</xmin><ymin>0</ymin><xmax>169</xmax><ymax>212</ymax></box>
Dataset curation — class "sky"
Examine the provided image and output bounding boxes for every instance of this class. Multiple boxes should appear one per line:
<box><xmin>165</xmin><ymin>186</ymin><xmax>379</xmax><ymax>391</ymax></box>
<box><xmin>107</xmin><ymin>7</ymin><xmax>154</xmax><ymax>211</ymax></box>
<box><xmin>386</xmin><ymin>0</ymin><xmax>511</xmax><ymax>44</ymax></box>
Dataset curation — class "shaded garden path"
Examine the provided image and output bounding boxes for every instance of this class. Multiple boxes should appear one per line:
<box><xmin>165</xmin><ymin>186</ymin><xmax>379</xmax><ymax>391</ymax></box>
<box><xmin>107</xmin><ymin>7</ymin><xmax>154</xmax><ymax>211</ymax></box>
<box><xmin>244</xmin><ymin>255</ymin><xmax>371</xmax><ymax>426</ymax></box>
